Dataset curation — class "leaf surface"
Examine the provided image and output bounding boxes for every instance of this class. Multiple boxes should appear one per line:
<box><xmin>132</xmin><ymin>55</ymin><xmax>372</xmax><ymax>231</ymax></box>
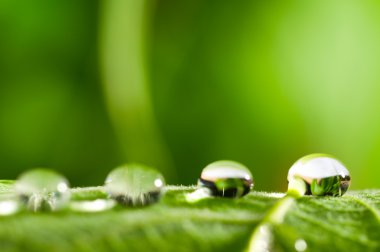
<box><xmin>0</xmin><ymin>181</ymin><xmax>378</xmax><ymax>252</ymax></box>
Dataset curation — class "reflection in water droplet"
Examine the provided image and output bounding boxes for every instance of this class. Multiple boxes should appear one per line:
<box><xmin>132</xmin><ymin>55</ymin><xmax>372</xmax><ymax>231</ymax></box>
<box><xmin>295</xmin><ymin>239</ymin><xmax>307</xmax><ymax>252</ymax></box>
<box><xmin>15</xmin><ymin>169</ymin><xmax>71</xmax><ymax>212</ymax></box>
<box><xmin>198</xmin><ymin>160</ymin><xmax>254</xmax><ymax>198</ymax></box>
<box><xmin>70</xmin><ymin>199</ymin><xmax>116</xmax><ymax>213</ymax></box>
<box><xmin>105</xmin><ymin>163</ymin><xmax>166</xmax><ymax>206</ymax></box>
<box><xmin>287</xmin><ymin>154</ymin><xmax>351</xmax><ymax>196</ymax></box>
<box><xmin>154</xmin><ymin>179</ymin><xmax>163</xmax><ymax>187</ymax></box>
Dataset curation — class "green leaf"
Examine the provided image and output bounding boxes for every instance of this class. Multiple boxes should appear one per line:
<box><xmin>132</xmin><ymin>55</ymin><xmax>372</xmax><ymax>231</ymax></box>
<box><xmin>0</xmin><ymin>181</ymin><xmax>379</xmax><ymax>252</ymax></box>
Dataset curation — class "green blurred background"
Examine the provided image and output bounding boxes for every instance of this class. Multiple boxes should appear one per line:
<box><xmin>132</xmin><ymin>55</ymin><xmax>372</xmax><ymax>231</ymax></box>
<box><xmin>0</xmin><ymin>0</ymin><xmax>379</xmax><ymax>191</ymax></box>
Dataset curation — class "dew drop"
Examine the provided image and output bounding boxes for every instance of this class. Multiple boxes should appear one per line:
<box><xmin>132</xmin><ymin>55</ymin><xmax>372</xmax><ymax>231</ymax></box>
<box><xmin>105</xmin><ymin>163</ymin><xmax>166</xmax><ymax>206</ymax></box>
<box><xmin>294</xmin><ymin>239</ymin><xmax>307</xmax><ymax>252</ymax></box>
<box><xmin>288</xmin><ymin>154</ymin><xmax>351</xmax><ymax>196</ymax></box>
<box><xmin>15</xmin><ymin>169</ymin><xmax>71</xmax><ymax>212</ymax></box>
<box><xmin>198</xmin><ymin>160</ymin><xmax>254</xmax><ymax>198</ymax></box>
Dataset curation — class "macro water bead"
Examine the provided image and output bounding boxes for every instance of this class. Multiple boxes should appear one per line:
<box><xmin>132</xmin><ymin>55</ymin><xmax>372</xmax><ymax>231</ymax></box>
<box><xmin>198</xmin><ymin>160</ymin><xmax>254</xmax><ymax>198</ymax></box>
<box><xmin>287</xmin><ymin>154</ymin><xmax>351</xmax><ymax>196</ymax></box>
<box><xmin>15</xmin><ymin>169</ymin><xmax>71</xmax><ymax>212</ymax></box>
<box><xmin>105</xmin><ymin>164</ymin><xmax>165</xmax><ymax>206</ymax></box>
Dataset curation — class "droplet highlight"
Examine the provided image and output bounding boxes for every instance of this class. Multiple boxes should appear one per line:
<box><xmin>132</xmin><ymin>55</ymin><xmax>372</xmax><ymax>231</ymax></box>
<box><xmin>294</xmin><ymin>239</ymin><xmax>307</xmax><ymax>252</ymax></box>
<box><xmin>288</xmin><ymin>154</ymin><xmax>351</xmax><ymax>196</ymax></box>
<box><xmin>105</xmin><ymin>163</ymin><xmax>166</xmax><ymax>206</ymax></box>
<box><xmin>198</xmin><ymin>160</ymin><xmax>254</xmax><ymax>198</ymax></box>
<box><xmin>15</xmin><ymin>169</ymin><xmax>71</xmax><ymax>212</ymax></box>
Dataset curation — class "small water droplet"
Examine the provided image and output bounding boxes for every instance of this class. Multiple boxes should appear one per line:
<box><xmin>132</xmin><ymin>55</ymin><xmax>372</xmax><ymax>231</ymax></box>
<box><xmin>198</xmin><ymin>160</ymin><xmax>254</xmax><ymax>198</ymax></box>
<box><xmin>15</xmin><ymin>169</ymin><xmax>71</xmax><ymax>212</ymax></box>
<box><xmin>288</xmin><ymin>154</ymin><xmax>351</xmax><ymax>196</ymax></box>
<box><xmin>105</xmin><ymin>163</ymin><xmax>165</xmax><ymax>206</ymax></box>
<box><xmin>294</xmin><ymin>239</ymin><xmax>307</xmax><ymax>252</ymax></box>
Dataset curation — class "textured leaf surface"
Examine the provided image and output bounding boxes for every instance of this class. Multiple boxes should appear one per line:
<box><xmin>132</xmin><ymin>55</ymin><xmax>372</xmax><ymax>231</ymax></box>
<box><xmin>0</xmin><ymin>181</ymin><xmax>379</xmax><ymax>252</ymax></box>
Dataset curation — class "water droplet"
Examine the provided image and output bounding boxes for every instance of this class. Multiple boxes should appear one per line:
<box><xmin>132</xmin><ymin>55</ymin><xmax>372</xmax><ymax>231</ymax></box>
<box><xmin>294</xmin><ymin>239</ymin><xmax>307</xmax><ymax>252</ymax></box>
<box><xmin>15</xmin><ymin>169</ymin><xmax>71</xmax><ymax>212</ymax></box>
<box><xmin>105</xmin><ymin>163</ymin><xmax>165</xmax><ymax>206</ymax></box>
<box><xmin>288</xmin><ymin>154</ymin><xmax>351</xmax><ymax>196</ymax></box>
<box><xmin>198</xmin><ymin>160</ymin><xmax>254</xmax><ymax>198</ymax></box>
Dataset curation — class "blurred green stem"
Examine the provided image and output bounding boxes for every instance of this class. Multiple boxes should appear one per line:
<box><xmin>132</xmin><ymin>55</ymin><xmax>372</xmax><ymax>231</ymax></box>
<box><xmin>99</xmin><ymin>0</ymin><xmax>175</xmax><ymax>181</ymax></box>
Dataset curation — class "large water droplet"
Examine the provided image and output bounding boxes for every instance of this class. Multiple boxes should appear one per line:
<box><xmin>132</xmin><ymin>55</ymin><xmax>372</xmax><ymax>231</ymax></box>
<box><xmin>287</xmin><ymin>154</ymin><xmax>351</xmax><ymax>196</ymax></box>
<box><xmin>105</xmin><ymin>163</ymin><xmax>165</xmax><ymax>206</ymax></box>
<box><xmin>198</xmin><ymin>160</ymin><xmax>254</xmax><ymax>198</ymax></box>
<box><xmin>15</xmin><ymin>169</ymin><xmax>71</xmax><ymax>212</ymax></box>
